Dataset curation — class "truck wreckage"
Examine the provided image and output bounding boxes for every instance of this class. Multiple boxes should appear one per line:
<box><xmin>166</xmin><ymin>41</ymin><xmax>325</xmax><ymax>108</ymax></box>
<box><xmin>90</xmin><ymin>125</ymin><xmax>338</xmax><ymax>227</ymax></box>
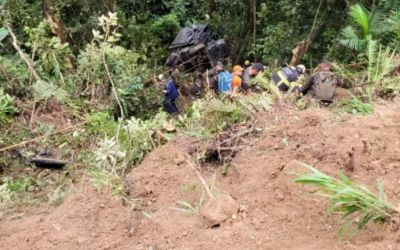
<box><xmin>165</xmin><ymin>24</ymin><xmax>229</xmax><ymax>74</ymax></box>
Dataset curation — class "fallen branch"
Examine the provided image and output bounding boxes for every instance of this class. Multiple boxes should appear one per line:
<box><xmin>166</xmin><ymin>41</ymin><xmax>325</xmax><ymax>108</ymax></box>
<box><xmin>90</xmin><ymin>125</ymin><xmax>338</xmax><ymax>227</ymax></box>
<box><xmin>0</xmin><ymin>120</ymin><xmax>88</xmax><ymax>153</ymax></box>
<box><xmin>186</xmin><ymin>155</ymin><xmax>216</xmax><ymax>199</ymax></box>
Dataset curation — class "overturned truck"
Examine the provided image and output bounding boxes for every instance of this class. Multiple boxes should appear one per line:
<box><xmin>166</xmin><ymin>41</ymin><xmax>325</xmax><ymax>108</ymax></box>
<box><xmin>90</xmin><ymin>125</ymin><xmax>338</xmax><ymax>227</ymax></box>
<box><xmin>165</xmin><ymin>24</ymin><xmax>229</xmax><ymax>74</ymax></box>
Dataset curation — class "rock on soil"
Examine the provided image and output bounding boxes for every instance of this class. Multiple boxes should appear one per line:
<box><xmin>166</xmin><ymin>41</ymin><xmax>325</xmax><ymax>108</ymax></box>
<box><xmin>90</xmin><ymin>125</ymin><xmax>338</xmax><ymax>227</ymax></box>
<box><xmin>201</xmin><ymin>194</ymin><xmax>239</xmax><ymax>227</ymax></box>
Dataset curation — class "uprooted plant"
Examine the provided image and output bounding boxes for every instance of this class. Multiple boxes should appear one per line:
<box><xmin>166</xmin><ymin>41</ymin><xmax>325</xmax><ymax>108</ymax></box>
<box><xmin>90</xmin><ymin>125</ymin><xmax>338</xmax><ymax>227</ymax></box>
<box><xmin>294</xmin><ymin>163</ymin><xmax>399</xmax><ymax>238</ymax></box>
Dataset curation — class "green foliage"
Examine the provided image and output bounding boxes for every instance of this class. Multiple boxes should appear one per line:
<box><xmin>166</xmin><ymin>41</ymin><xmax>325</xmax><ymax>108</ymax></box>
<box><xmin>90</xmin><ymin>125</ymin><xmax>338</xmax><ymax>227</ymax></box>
<box><xmin>94</xmin><ymin>137</ymin><xmax>126</xmax><ymax>174</ymax></box>
<box><xmin>24</xmin><ymin>22</ymin><xmax>71</xmax><ymax>79</ymax></box>
<box><xmin>295</xmin><ymin>163</ymin><xmax>396</xmax><ymax>238</ymax></box>
<box><xmin>4</xmin><ymin>176</ymin><xmax>36</xmax><ymax>192</ymax></box>
<box><xmin>150</xmin><ymin>13</ymin><xmax>180</xmax><ymax>44</ymax></box>
<box><xmin>0</xmin><ymin>88</ymin><xmax>17</xmax><ymax>123</ymax></box>
<box><xmin>0</xmin><ymin>27</ymin><xmax>8</xmax><ymax>42</ymax></box>
<box><xmin>121</xmin><ymin>112</ymin><xmax>172</xmax><ymax>165</ymax></box>
<box><xmin>117</xmin><ymin>80</ymin><xmax>163</xmax><ymax>120</ymax></box>
<box><xmin>87</xmin><ymin>111</ymin><xmax>117</xmax><ymax>136</ymax></box>
<box><xmin>0</xmin><ymin>56</ymin><xmax>31</xmax><ymax>96</ymax></box>
<box><xmin>350</xmin><ymin>4</ymin><xmax>370</xmax><ymax>37</ymax></box>
<box><xmin>0</xmin><ymin>176</ymin><xmax>39</xmax><ymax>214</ymax></box>
<box><xmin>178</xmin><ymin>94</ymin><xmax>271</xmax><ymax>137</ymax></box>
<box><xmin>337</xmin><ymin>97</ymin><xmax>374</xmax><ymax>115</ymax></box>
<box><xmin>340</xmin><ymin>26</ymin><xmax>366</xmax><ymax>52</ymax></box>
<box><xmin>340</xmin><ymin>3</ymin><xmax>399</xmax><ymax>55</ymax></box>
<box><xmin>367</xmin><ymin>43</ymin><xmax>396</xmax><ymax>82</ymax></box>
<box><xmin>32</xmin><ymin>80</ymin><xmax>68</xmax><ymax>102</ymax></box>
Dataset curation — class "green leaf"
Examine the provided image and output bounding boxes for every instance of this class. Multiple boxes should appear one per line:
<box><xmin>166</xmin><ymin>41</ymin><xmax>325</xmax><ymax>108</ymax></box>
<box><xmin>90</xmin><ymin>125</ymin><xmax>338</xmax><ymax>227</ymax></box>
<box><xmin>350</xmin><ymin>4</ymin><xmax>370</xmax><ymax>37</ymax></box>
<box><xmin>0</xmin><ymin>27</ymin><xmax>9</xmax><ymax>42</ymax></box>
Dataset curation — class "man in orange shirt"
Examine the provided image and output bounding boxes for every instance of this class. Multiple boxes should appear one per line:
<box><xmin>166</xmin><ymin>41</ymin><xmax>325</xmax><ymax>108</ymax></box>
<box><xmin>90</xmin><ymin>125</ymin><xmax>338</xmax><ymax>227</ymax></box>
<box><xmin>231</xmin><ymin>65</ymin><xmax>244</xmax><ymax>94</ymax></box>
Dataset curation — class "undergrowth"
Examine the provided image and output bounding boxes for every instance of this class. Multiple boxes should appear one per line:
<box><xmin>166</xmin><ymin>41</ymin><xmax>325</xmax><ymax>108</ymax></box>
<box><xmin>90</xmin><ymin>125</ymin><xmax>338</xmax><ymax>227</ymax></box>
<box><xmin>295</xmin><ymin>163</ymin><xmax>398</xmax><ymax>238</ymax></box>
<box><xmin>337</xmin><ymin>97</ymin><xmax>374</xmax><ymax>115</ymax></box>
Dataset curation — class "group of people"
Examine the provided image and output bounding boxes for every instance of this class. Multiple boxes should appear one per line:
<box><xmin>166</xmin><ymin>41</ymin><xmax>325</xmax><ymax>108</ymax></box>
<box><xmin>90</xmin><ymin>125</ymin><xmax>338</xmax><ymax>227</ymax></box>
<box><xmin>208</xmin><ymin>62</ymin><xmax>265</xmax><ymax>96</ymax></box>
<box><xmin>161</xmin><ymin>59</ymin><xmax>349</xmax><ymax>114</ymax></box>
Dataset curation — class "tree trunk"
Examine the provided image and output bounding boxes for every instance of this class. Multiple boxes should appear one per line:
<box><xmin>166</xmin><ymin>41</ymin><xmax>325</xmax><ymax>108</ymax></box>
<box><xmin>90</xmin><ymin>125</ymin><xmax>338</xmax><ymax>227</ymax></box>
<box><xmin>208</xmin><ymin>0</ymin><xmax>216</xmax><ymax>14</ymax></box>
<box><xmin>289</xmin><ymin>0</ymin><xmax>335</xmax><ymax>66</ymax></box>
<box><xmin>42</xmin><ymin>0</ymin><xmax>66</xmax><ymax>43</ymax></box>
<box><xmin>107</xmin><ymin>0</ymin><xmax>115</xmax><ymax>12</ymax></box>
<box><xmin>252</xmin><ymin>0</ymin><xmax>257</xmax><ymax>47</ymax></box>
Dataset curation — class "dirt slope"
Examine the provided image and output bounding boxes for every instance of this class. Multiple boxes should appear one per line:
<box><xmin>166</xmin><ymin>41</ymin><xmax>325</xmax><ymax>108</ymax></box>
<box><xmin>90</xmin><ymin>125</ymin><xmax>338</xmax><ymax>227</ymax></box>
<box><xmin>1</xmin><ymin>102</ymin><xmax>400</xmax><ymax>250</ymax></box>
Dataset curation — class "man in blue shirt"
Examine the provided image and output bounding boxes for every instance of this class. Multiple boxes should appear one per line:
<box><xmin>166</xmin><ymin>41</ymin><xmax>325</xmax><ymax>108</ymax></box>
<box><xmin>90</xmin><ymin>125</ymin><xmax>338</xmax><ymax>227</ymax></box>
<box><xmin>159</xmin><ymin>74</ymin><xmax>179</xmax><ymax>114</ymax></box>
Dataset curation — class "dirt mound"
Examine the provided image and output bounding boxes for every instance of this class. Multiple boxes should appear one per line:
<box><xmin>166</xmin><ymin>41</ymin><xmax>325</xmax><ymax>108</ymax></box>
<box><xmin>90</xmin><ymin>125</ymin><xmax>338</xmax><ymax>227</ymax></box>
<box><xmin>2</xmin><ymin>103</ymin><xmax>400</xmax><ymax>250</ymax></box>
<box><xmin>0</xmin><ymin>185</ymin><xmax>133</xmax><ymax>250</ymax></box>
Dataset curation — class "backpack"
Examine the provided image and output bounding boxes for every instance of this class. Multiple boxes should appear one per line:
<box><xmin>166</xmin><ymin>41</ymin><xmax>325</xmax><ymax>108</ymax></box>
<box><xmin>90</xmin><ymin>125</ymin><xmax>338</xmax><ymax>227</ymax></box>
<box><xmin>217</xmin><ymin>71</ymin><xmax>232</xmax><ymax>93</ymax></box>
<box><xmin>312</xmin><ymin>71</ymin><xmax>337</xmax><ymax>102</ymax></box>
<box><xmin>165</xmin><ymin>80</ymin><xmax>179</xmax><ymax>100</ymax></box>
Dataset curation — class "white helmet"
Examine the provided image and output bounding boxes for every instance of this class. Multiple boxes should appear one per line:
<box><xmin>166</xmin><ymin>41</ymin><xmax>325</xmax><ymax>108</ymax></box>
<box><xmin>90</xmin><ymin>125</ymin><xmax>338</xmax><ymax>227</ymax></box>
<box><xmin>296</xmin><ymin>64</ymin><xmax>306</xmax><ymax>74</ymax></box>
<box><xmin>158</xmin><ymin>74</ymin><xmax>165</xmax><ymax>81</ymax></box>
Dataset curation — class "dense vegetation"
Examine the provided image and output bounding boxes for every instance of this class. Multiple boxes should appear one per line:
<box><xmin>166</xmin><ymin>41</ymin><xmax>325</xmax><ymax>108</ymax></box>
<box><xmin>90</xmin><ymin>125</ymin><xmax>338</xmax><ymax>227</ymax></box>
<box><xmin>0</xmin><ymin>0</ymin><xmax>399</xmax><ymax>234</ymax></box>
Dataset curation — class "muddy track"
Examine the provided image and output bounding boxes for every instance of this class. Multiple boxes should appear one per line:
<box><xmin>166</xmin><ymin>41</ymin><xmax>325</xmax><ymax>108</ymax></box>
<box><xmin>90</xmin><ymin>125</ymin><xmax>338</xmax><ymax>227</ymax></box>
<box><xmin>1</xmin><ymin>102</ymin><xmax>400</xmax><ymax>250</ymax></box>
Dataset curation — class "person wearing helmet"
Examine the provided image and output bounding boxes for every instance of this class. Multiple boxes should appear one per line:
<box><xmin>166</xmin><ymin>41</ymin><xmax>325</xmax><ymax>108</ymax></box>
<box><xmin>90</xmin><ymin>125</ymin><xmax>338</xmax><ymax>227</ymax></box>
<box><xmin>242</xmin><ymin>63</ymin><xmax>265</xmax><ymax>95</ymax></box>
<box><xmin>271</xmin><ymin>64</ymin><xmax>306</xmax><ymax>92</ymax></box>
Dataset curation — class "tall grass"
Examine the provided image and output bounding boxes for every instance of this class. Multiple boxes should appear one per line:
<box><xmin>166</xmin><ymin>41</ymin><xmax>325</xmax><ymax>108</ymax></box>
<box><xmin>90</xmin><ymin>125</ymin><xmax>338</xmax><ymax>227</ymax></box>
<box><xmin>295</xmin><ymin>163</ymin><xmax>397</xmax><ymax>237</ymax></box>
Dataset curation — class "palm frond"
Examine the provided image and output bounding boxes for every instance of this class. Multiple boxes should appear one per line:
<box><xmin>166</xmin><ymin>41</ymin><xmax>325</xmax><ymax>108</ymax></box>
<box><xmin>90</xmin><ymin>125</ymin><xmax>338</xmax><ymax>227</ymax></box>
<box><xmin>350</xmin><ymin>4</ymin><xmax>370</xmax><ymax>37</ymax></box>
<box><xmin>339</xmin><ymin>26</ymin><xmax>364</xmax><ymax>51</ymax></box>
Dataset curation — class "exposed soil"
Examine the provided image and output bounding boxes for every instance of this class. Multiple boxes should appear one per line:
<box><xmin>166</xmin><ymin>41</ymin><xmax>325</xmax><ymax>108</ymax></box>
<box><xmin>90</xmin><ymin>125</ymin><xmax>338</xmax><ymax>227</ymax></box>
<box><xmin>2</xmin><ymin>101</ymin><xmax>400</xmax><ymax>250</ymax></box>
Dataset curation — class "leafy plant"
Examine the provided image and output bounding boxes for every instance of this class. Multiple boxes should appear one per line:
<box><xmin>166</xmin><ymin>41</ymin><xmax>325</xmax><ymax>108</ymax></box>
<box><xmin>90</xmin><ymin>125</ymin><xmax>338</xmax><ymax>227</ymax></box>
<box><xmin>122</xmin><ymin>112</ymin><xmax>172</xmax><ymax>165</ymax></box>
<box><xmin>337</xmin><ymin>97</ymin><xmax>374</xmax><ymax>115</ymax></box>
<box><xmin>87</xmin><ymin>111</ymin><xmax>117</xmax><ymax>136</ymax></box>
<box><xmin>32</xmin><ymin>80</ymin><xmax>68</xmax><ymax>102</ymax></box>
<box><xmin>367</xmin><ymin>41</ymin><xmax>396</xmax><ymax>83</ymax></box>
<box><xmin>94</xmin><ymin>137</ymin><xmax>126</xmax><ymax>174</ymax></box>
<box><xmin>295</xmin><ymin>163</ymin><xmax>397</xmax><ymax>237</ymax></box>
<box><xmin>0</xmin><ymin>88</ymin><xmax>17</xmax><ymax>123</ymax></box>
<box><xmin>339</xmin><ymin>3</ymin><xmax>397</xmax><ymax>53</ymax></box>
<box><xmin>24</xmin><ymin>22</ymin><xmax>71</xmax><ymax>80</ymax></box>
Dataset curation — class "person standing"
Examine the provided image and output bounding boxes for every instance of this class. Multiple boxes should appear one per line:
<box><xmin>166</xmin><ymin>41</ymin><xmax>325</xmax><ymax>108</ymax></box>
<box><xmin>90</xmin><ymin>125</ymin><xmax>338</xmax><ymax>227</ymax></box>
<box><xmin>159</xmin><ymin>74</ymin><xmax>179</xmax><ymax>113</ymax></box>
